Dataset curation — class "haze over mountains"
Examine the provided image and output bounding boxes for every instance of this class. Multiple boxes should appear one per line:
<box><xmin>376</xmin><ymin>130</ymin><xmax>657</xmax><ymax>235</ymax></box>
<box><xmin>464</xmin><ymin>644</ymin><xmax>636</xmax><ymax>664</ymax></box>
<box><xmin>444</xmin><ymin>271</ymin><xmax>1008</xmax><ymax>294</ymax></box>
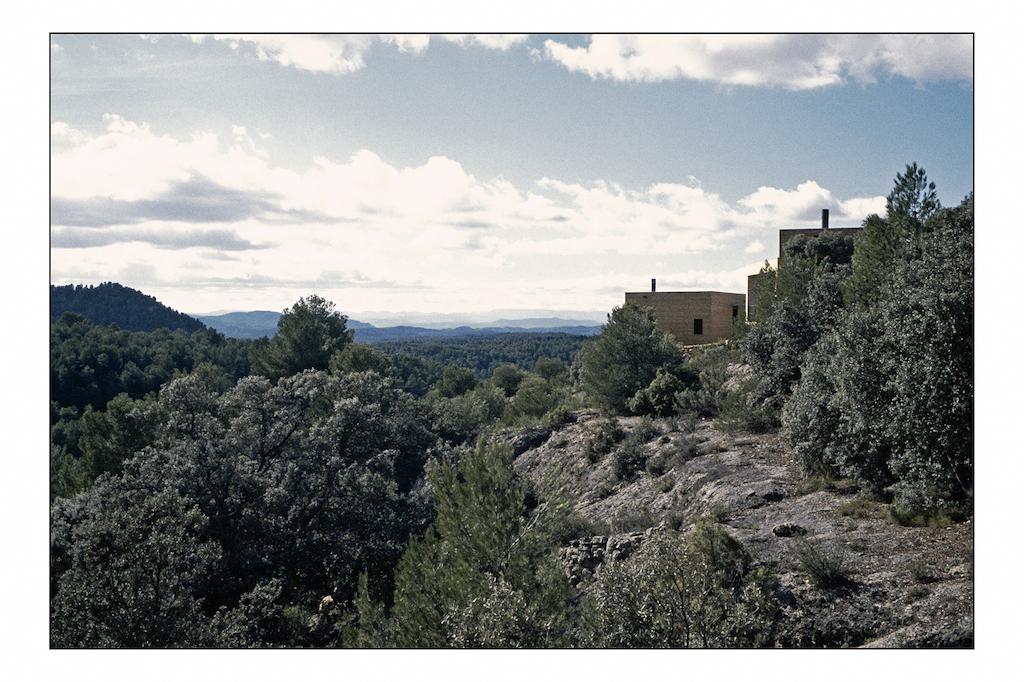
<box><xmin>51</xmin><ymin>283</ymin><xmax>603</xmax><ymax>342</ymax></box>
<box><xmin>197</xmin><ymin>310</ymin><xmax>602</xmax><ymax>342</ymax></box>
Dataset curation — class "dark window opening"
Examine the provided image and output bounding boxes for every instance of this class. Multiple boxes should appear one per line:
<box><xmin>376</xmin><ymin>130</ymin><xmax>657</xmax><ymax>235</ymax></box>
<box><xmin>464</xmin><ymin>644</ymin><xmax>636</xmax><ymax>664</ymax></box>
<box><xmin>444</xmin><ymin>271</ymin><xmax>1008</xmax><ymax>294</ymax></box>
<box><xmin>693</xmin><ymin>318</ymin><xmax>703</xmax><ymax>335</ymax></box>
<box><xmin>732</xmin><ymin>305</ymin><xmax>739</xmax><ymax>318</ymax></box>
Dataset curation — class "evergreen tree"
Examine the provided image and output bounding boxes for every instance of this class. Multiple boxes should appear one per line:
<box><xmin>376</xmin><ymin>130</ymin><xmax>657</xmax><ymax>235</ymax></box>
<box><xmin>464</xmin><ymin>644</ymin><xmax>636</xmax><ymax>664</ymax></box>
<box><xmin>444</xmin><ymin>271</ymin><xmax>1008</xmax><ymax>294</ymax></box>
<box><xmin>578</xmin><ymin>304</ymin><xmax>682</xmax><ymax>415</ymax></box>
<box><xmin>846</xmin><ymin>163</ymin><xmax>940</xmax><ymax>306</ymax></box>
<box><xmin>386</xmin><ymin>442</ymin><xmax>573</xmax><ymax>647</ymax></box>
<box><xmin>251</xmin><ymin>295</ymin><xmax>353</xmax><ymax>380</ymax></box>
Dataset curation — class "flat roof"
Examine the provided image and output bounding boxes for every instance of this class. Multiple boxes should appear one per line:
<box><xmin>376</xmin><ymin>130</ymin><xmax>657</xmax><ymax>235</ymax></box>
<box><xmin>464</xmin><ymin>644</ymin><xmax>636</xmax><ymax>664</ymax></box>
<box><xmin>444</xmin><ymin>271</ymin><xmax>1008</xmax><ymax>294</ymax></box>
<box><xmin>625</xmin><ymin>290</ymin><xmax>745</xmax><ymax>295</ymax></box>
<box><xmin>778</xmin><ymin>225</ymin><xmax>863</xmax><ymax>231</ymax></box>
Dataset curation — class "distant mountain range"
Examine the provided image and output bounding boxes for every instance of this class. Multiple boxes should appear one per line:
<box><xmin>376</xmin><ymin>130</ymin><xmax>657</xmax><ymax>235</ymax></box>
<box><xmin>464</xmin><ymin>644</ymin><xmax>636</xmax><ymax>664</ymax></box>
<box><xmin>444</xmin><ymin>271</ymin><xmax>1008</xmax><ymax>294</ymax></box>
<box><xmin>51</xmin><ymin>283</ymin><xmax>603</xmax><ymax>341</ymax></box>
<box><xmin>197</xmin><ymin>310</ymin><xmax>602</xmax><ymax>343</ymax></box>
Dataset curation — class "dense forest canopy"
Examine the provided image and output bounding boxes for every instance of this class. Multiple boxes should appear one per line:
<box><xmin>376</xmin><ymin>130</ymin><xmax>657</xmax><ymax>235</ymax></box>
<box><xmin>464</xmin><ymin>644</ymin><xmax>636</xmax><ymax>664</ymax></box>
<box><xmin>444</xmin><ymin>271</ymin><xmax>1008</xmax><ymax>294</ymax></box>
<box><xmin>49</xmin><ymin>165</ymin><xmax>973</xmax><ymax>648</ymax></box>
<box><xmin>51</xmin><ymin>282</ymin><xmax>205</xmax><ymax>332</ymax></box>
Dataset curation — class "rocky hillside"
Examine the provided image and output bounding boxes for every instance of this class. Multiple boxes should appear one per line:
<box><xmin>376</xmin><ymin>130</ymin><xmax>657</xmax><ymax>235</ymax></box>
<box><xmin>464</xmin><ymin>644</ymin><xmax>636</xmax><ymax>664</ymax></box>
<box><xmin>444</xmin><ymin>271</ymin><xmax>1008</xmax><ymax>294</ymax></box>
<box><xmin>507</xmin><ymin>413</ymin><xmax>973</xmax><ymax>648</ymax></box>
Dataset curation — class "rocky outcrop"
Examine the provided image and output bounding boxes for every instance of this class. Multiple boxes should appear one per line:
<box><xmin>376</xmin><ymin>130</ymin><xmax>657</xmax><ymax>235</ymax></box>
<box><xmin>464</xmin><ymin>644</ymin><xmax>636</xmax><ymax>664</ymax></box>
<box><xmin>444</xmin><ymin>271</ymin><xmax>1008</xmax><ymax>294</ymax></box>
<box><xmin>560</xmin><ymin>531</ymin><xmax>649</xmax><ymax>587</ymax></box>
<box><xmin>512</xmin><ymin>414</ymin><xmax>974</xmax><ymax>648</ymax></box>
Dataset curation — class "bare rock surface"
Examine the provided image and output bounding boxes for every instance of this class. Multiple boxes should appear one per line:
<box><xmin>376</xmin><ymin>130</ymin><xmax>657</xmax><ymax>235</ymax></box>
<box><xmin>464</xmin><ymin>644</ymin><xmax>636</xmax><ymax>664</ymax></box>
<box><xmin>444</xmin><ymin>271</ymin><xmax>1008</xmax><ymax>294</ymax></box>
<box><xmin>512</xmin><ymin>414</ymin><xmax>973</xmax><ymax>648</ymax></box>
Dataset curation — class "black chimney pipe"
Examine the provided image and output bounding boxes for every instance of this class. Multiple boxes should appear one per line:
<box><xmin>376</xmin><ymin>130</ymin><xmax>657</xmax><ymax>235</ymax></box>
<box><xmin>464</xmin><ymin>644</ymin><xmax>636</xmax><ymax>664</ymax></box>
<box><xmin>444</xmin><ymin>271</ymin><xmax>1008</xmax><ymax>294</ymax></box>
<box><xmin>651</xmin><ymin>278</ymin><xmax>656</xmax><ymax>293</ymax></box>
<box><xmin>821</xmin><ymin>208</ymin><xmax>830</xmax><ymax>229</ymax></box>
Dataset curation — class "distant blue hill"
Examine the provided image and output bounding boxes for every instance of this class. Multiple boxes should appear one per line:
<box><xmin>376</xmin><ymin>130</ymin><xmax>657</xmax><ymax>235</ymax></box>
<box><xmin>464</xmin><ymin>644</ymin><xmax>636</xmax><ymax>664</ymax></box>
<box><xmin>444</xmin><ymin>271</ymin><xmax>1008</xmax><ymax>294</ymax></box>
<box><xmin>198</xmin><ymin>310</ymin><xmax>601</xmax><ymax>342</ymax></box>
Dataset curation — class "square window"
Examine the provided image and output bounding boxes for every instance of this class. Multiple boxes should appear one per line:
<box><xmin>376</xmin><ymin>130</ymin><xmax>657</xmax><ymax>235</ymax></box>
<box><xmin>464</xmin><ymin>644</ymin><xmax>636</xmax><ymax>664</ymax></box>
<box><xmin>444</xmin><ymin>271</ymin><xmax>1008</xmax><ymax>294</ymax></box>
<box><xmin>693</xmin><ymin>318</ymin><xmax>703</xmax><ymax>335</ymax></box>
<box><xmin>732</xmin><ymin>305</ymin><xmax>739</xmax><ymax>318</ymax></box>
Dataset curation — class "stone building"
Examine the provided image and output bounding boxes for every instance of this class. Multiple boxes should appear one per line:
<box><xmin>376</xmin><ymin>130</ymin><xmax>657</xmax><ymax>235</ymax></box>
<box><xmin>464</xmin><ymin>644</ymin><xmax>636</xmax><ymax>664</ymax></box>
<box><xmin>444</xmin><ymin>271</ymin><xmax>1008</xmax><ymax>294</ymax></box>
<box><xmin>625</xmin><ymin>282</ymin><xmax>745</xmax><ymax>345</ymax></box>
<box><xmin>746</xmin><ymin>209</ymin><xmax>863</xmax><ymax>320</ymax></box>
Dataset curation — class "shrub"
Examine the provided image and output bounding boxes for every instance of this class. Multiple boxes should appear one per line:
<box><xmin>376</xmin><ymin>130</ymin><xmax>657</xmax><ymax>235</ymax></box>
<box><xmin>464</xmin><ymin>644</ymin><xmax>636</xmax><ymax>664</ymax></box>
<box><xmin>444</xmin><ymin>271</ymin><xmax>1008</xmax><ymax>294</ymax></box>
<box><xmin>508</xmin><ymin>376</ymin><xmax>560</xmax><ymax>420</ymax></box>
<box><xmin>907</xmin><ymin>559</ymin><xmax>934</xmax><ymax>584</ymax></box>
<box><xmin>783</xmin><ymin>197</ymin><xmax>973</xmax><ymax>516</ymax></box>
<box><xmin>611</xmin><ymin>440</ymin><xmax>648</xmax><ymax>482</ymax></box>
<box><xmin>628</xmin><ymin>368</ymin><xmax>688</xmax><ymax>417</ymax></box>
<box><xmin>611</xmin><ymin>419</ymin><xmax>659</xmax><ymax>481</ymax></box>
<box><xmin>602</xmin><ymin>508</ymin><xmax>657</xmax><ymax>534</ymax></box>
<box><xmin>490</xmin><ymin>363</ymin><xmax>526</xmax><ymax>397</ymax></box>
<box><xmin>434</xmin><ymin>365</ymin><xmax>478</xmax><ymax>398</ymax></box>
<box><xmin>888</xmin><ymin>506</ymin><xmax>955</xmax><ymax>529</ymax></box>
<box><xmin>532</xmin><ymin>357</ymin><xmax>569</xmax><ymax>384</ymax></box>
<box><xmin>655</xmin><ymin>475</ymin><xmax>675</xmax><ymax>494</ymax></box>
<box><xmin>793</xmin><ymin>540</ymin><xmax>849</xmax><ymax>589</ymax></box>
<box><xmin>329</xmin><ymin>343</ymin><xmax>393</xmax><ymax>376</ymax></box>
<box><xmin>581</xmin><ymin>521</ymin><xmax>779</xmax><ymax>647</ymax></box>
<box><xmin>584</xmin><ymin>418</ymin><xmax>623</xmax><ymax>464</ymax></box>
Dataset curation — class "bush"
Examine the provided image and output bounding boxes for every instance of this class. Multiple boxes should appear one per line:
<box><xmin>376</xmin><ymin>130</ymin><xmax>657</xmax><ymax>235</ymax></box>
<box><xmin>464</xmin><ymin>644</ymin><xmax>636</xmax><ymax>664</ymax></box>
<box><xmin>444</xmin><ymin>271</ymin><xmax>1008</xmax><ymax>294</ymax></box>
<box><xmin>532</xmin><ymin>357</ymin><xmax>569</xmax><ymax>384</ymax></box>
<box><xmin>793</xmin><ymin>540</ymin><xmax>849</xmax><ymax>589</ymax></box>
<box><xmin>508</xmin><ymin>376</ymin><xmax>560</xmax><ymax>421</ymax></box>
<box><xmin>435</xmin><ymin>365</ymin><xmax>478</xmax><ymax>398</ymax></box>
<box><xmin>490</xmin><ymin>363</ymin><xmax>526</xmax><ymax>397</ymax></box>
<box><xmin>782</xmin><ymin>197</ymin><xmax>973</xmax><ymax>516</ymax></box>
<box><xmin>329</xmin><ymin>343</ymin><xmax>393</xmax><ymax>376</ymax></box>
<box><xmin>581</xmin><ymin>521</ymin><xmax>779</xmax><ymax>647</ymax></box>
<box><xmin>611</xmin><ymin>440</ymin><xmax>648</xmax><ymax>482</ymax></box>
<box><xmin>611</xmin><ymin>419</ymin><xmax>659</xmax><ymax>481</ymax></box>
<box><xmin>628</xmin><ymin>368</ymin><xmax>689</xmax><ymax>417</ymax></box>
<box><xmin>584</xmin><ymin>418</ymin><xmax>623</xmax><ymax>464</ymax></box>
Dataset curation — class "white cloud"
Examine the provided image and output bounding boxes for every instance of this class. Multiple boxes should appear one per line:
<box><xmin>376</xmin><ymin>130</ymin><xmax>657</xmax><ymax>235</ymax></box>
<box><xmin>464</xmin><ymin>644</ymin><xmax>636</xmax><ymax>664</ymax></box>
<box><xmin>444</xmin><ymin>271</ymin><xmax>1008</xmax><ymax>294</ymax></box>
<box><xmin>744</xmin><ymin>240</ymin><xmax>766</xmax><ymax>255</ymax></box>
<box><xmin>187</xmin><ymin>34</ymin><xmax>531</xmax><ymax>75</ymax></box>
<box><xmin>189</xmin><ymin>34</ymin><xmax>376</xmax><ymax>74</ymax></box>
<box><xmin>542</xmin><ymin>34</ymin><xmax>972</xmax><ymax>89</ymax></box>
<box><xmin>51</xmin><ymin>115</ymin><xmax>886</xmax><ymax>313</ymax></box>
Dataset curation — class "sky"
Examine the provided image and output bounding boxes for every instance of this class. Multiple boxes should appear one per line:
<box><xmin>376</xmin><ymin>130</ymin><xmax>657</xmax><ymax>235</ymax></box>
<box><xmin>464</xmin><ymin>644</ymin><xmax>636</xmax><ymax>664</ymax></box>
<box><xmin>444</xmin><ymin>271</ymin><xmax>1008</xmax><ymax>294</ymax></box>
<box><xmin>49</xmin><ymin>34</ymin><xmax>974</xmax><ymax>319</ymax></box>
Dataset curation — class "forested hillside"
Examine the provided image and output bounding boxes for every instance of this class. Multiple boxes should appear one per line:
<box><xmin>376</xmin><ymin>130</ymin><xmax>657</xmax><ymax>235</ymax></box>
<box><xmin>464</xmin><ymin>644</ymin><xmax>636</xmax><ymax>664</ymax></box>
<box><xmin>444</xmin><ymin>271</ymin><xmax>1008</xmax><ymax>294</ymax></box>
<box><xmin>49</xmin><ymin>166</ymin><xmax>973</xmax><ymax>648</ymax></box>
<box><xmin>51</xmin><ymin>282</ymin><xmax>205</xmax><ymax>332</ymax></box>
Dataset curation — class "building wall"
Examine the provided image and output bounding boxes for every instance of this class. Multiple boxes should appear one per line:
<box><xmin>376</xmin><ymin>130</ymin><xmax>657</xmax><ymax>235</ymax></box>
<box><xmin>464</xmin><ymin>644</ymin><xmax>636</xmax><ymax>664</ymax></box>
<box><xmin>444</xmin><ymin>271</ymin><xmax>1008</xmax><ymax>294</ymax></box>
<box><xmin>747</xmin><ymin>271</ymin><xmax>771</xmax><ymax>322</ymax></box>
<box><xmin>624</xmin><ymin>291</ymin><xmax>746</xmax><ymax>345</ymax></box>
<box><xmin>744</xmin><ymin>226</ymin><xmax>863</xmax><ymax>321</ymax></box>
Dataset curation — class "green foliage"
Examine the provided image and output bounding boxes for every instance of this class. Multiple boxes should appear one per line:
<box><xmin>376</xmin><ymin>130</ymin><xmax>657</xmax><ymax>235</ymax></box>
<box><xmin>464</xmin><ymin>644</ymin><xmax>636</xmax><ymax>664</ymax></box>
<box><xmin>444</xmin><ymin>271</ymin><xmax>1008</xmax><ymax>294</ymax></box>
<box><xmin>50</xmin><ymin>369</ymin><xmax>437</xmax><ymax>647</ymax></box>
<box><xmin>783</xmin><ymin>196</ymin><xmax>973</xmax><ymax>514</ymax></box>
<box><xmin>377</xmin><ymin>333</ymin><xmax>588</xmax><ymax>383</ymax></box>
<box><xmin>793</xmin><ymin>541</ymin><xmax>849</xmax><ymax>589</ymax></box>
<box><xmin>490</xmin><ymin>363</ymin><xmax>526</xmax><ymax>396</ymax></box>
<box><xmin>329</xmin><ymin>343</ymin><xmax>393</xmax><ymax>376</ymax></box>
<box><xmin>434</xmin><ymin>365</ymin><xmax>478</xmax><ymax>398</ymax></box>
<box><xmin>507</xmin><ymin>375</ymin><xmax>560</xmax><ymax>421</ymax></box>
<box><xmin>584</xmin><ymin>418</ymin><xmax>623</xmax><ymax>463</ymax></box>
<box><xmin>50</xmin><ymin>313</ymin><xmax>250</xmax><ymax>418</ymax></box>
<box><xmin>579</xmin><ymin>304</ymin><xmax>683</xmax><ymax>415</ymax></box>
<box><xmin>50</xmin><ymin>282</ymin><xmax>205</xmax><ymax>332</ymax></box>
<box><xmin>581</xmin><ymin>521</ymin><xmax>779</xmax><ymax>647</ymax></box>
<box><xmin>428</xmin><ymin>383</ymin><xmax>507</xmax><ymax>445</ymax></box>
<box><xmin>674</xmin><ymin>344</ymin><xmax>738</xmax><ymax>419</ymax></box>
<box><xmin>251</xmin><ymin>295</ymin><xmax>353</xmax><ymax>380</ymax></box>
<box><xmin>628</xmin><ymin>367</ymin><xmax>689</xmax><ymax>417</ymax></box>
<box><xmin>742</xmin><ymin>262</ymin><xmax>851</xmax><ymax>400</ymax></box>
<box><xmin>385</xmin><ymin>442</ymin><xmax>574</xmax><ymax>647</ymax></box>
<box><xmin>846</xmin><ymin>164</ymin><xmax>941</xmax><ymax>307</ymax></box>
<box><xmin>72</xmin><ymin>394</ymin><xmax>158</xmax><ymax>494</ymax></box>
<box><xmin>532</xmin><ymin>356</ymin><xmax>569</xmax><ymax>384</ymax></box>
<box><xmin>886</xmin><ymin>161</ymin><xmax>941</xmax><ymax>232</ymax></box>
<box><xmin>782</xmin><ymin>231</ymin><xmax>857</xmax><ymax>265</ymax></box>
<box><xmin>610</xmin><ymin>419</ymin><xmax>659</xmax><ymax>481</ymax></box>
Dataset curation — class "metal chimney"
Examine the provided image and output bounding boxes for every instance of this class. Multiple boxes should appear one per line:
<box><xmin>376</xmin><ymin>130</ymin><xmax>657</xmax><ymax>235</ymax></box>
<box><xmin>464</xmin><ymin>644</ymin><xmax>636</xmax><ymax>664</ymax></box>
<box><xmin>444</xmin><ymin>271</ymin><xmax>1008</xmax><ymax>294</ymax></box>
<box><xmin>651</xmin><ymin>278</ymin><xmax>657</xmax><ymax>293</ymax></box>
<box><xmin>821</xmin><ymin>209</ymin><xmax>830</xmax><ymax>229</ymax></box>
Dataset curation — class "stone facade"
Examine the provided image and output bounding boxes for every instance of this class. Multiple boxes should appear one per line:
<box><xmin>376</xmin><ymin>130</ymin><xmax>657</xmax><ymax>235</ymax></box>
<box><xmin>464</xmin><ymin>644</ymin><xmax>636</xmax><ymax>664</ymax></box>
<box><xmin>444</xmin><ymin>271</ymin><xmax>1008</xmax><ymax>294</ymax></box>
<box><xmin>624</xmin><ymin>290</ymin><xmax>746</xmax><ymax>345</ymax></box>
